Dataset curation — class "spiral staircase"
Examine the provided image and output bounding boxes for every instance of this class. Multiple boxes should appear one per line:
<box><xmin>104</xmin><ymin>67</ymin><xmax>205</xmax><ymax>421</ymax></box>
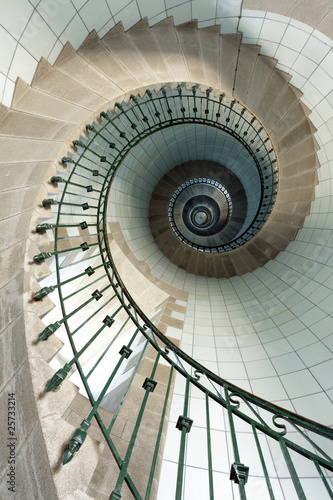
<box><xmin>0</xmin><ymin>5</ymin><xmax>333</xmax><ymax>500</ymax></box>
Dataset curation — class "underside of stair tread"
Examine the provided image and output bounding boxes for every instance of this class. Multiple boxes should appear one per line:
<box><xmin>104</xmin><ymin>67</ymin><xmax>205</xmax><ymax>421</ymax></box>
<box><xmin>78</xmin><ymin>30</ymin><xmax>137</xmax><ymax>92</ymax></box>
<box><xmin>198</xmin><ymin>25</ymin><xmax>222</xmax><ymax>89</ymax></box>
<box><xmin>279</xmin><ymin>136</ymin><xmax>319</xmax><ymax>167</ymax></box>
<box><xmin>276</xmin><ymin>118</ymin><xmax>318</xmax><ymax>156</ymax></box>
<box><xmin>54</xmin><ymin>43</ymin><xmax>121</xmax><ymax>101</ymax></box>
<box><xmin>127</xmin><ymin>17</ymin><xmax>150</xmax><ymax>33</ymax></box>
<box><xmin>234</xmin><ymin>43</ymin><xmax>261</xmax><ymax>103</ymax></box>
<box><xmin>256</xmin><ymin>80</ymin><xmax>292</xmax><ymax>127</ymax></box>
<box><xmin>270</xmin><ymin>99</ymin><xmax>312</xmax><ymax>139</ymax></box>
<box><xmin>31</xmin><ymin>57</ymin><xmax>54</xmax><ymax>86</ymax></box>
<box><xmin>10</xmin><ymin>81</ymin><xmax>94</xmax><ymax>125</ymax></box>
<box><xmin>263</xmin><ymin>86</ymin><xmax>308</xmax><ymax>137</ymax></box>
<box><xmin>280</xmin><ymin>154</ymin><xmax>320</xmax><ymax>176</ymax></box>
<box><xmin>0</xmin><ymin>109</ymin><xmax>75</xmax><ymax>141</ymax></box>
<box><xmin>0</xmin><ymin>102</ymin><xmax>10</xmax><ymax>124</ymax></box>
<box><xmin>11</xmin><ymin>78</ymin><xmax>31</xmax><ymax>108</ymax></box>
<box><xmin>103</xmin><ymin>20</ymin><xmax>126</xmax><ymax>38</ymax></box>
<box><xmin>151</xmin><ymin>18</ymin><xmax>191</xmax><ymax>82</ymax></box>
<box><xmin>220</xmin><ymin>34</ymin><xmax>242</xmax><ymax>94</ymax></box>
<box><xmin>102</xmin><ymin>24</ymin><xmax>157</xmax><ymax>87</ymax></box>
<box><xmin>242</xmin><ymin>54</ymin><xmax>278</xmax><ymax>113</ymax></box>
<box><xmin>126</xmin><ymin>19</ymin><xmax>174</xmax><ymax>83</ymax></box>
<box><xmin>175</xmin><ymin>21</ymin><xmax>205</xmax><ymax>84</ymax></box>
<box><xmin>31</xmin><ymin>58</ymin><xmax>108</xmax><ymax>112</ymax></box>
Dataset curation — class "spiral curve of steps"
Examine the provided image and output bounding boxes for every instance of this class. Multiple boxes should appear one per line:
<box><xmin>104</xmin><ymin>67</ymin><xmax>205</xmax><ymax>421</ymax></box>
<box><xmin>0</xmin><ymin>14</ymin><xmax>326</xmax><ymax>500</ymax></box>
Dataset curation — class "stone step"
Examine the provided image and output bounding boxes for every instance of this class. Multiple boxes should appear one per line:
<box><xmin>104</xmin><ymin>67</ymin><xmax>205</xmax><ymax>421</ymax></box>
<box><xmin>262</xmin><ymin>219</ymin><xmax>300</xmax><ymax>246</ymax></box>
<box><xmin>151</xmin><ymin>17</ymin><xmax>190</xmax><ymax>83</ymax></box>
<box><xmin>54</xmin><ymin>42</ymin><xmax>119</xmax><ymax>102</ymax></box>
<box><xmin>234</xmin><ymin>44</ymin><xmax>261</xmax><ymax>104</ymax></box>
<box><xmin>229</xmin><ymin>245</ymin><xmax>264</xmax><ymax>274</ymax></box>
<box><xmin>279</xmin><ymin>153</ymin><xmax>319</xmax><ymax>178</ymax></box>
<box><xmin>279</xmin><ymin>134</ymin><xmax>319</xmax><ymax>169</ymax></box>
<box><xmin>78</xmin><ymin>30</ymin><xmax>136</xmax><ymax>92</ymax></box>
<box><xmin>199</xmin><ymin>25</ymin><xmax>222</xmax><ymax>90</ymax></box>
<box><xmin>126</xmin><ymin>17</ymin><xmax>174</xmax><ymax>84</ymax></box>
<box><xmin>11</xmin><ymin>78</ymin><xmax>90</xmax><ymax>125</ymax></box>
<box><xmin>255</xmin><ymin>68</ymin><xmax>292</xmax><ymax>125</ymax></box>
<box><xmin>220</xmin><ymin>34</ymin><xmax>242</xmax><ymax>95</ymax></box>
<box><xmin>31</xmin><ymin>57</ymin><xmax>108</xmax><ymax>112</ymax></box>
<box><xmin>264</xmin><ymin>85</ymin><xmax>310</xmax><ymax>141</ymax></box>
<box><xmin>269</xmin><ymin>98</ymin><xmax>311</xmax><ymax>141</ymax></box>
<box><xmin>0</xmin><ymin>108</ymin><xmax>74</xmax><ymax>141</ymax></box>
<box><xmin>276</xmin><ymin>118</ymin><xmax>317</xmax><ymax>156</ymax></box>
<box><xmin>11</xmin><ymin>78</ymin><xmax>30</xmax><ymax>108</ymax></box>
<box><xmin>243</xmin><ymin>54</ymin><xmax>277</xmax><ymax>113</ymax></box>
<box><xmin>0</xmin><ymin>102</ymin><xmax>9</xmax><ymax>124</ymax></box>
<box><xmin>33</xmin><ymin>377</ymin><xmax>102</xmax><ymax>499</ymax></box>
<box><xmin>175</xmin><ymin>20</ymin><xmax>205</xmax><ymax>85</ymax></box>
<box><xmin>102</xmin><ymin>21</ymin><xmax>156</xmax><ymax>89</ymax></box>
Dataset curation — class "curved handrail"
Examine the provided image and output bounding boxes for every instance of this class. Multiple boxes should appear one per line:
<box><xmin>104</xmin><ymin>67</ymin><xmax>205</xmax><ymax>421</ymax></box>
<box><xmin>34</xmin><ymin>85</ymin><xmax>333</xmax><ymax>500</ymax></box>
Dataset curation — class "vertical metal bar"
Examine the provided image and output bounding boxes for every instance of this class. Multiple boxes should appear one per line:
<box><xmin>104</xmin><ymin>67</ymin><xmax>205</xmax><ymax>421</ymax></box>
<box><xmin>115</xmin><ymin>102</ymin><xmax>139</xmax><ymax>133</ymax></box>
<box><xmin>280</xmin><ymin>440</ymin><xmax>307</xmax><ymax>500</ymax></box>
<box><xmin>224</xmin><ymin>386</ymin><xmax>240</xmax><ymax>463</ymax></box>
<box><xmin>65</xmin><ymin>283</ymin><xmax>112</xmax><ymax>321</ymax></box>
<box><xmin>314</xmin><ymin>461</ymin><xmax>333</xmax><ymax>499</ymax></box>
<box><xmin>145</xmin><ymin>365</ymin><xmax>174</xmax><ymax>500</ymax></box>
<box><xmin>145</xmin><ymin>89</ymin><xmax>162</xmax><ymax>123</ymax></box>
<box><xmin>224</xmin><ymin>386</ymin><xmax>247</xmax><ymax>500</ymax></box>
<box><xmin>175</xmin><ymin>376</ymin><xmax>191</xmax><ymax>500</ymax></box>
<box><xmin>85</xmin><ymin>315</ymin><xmax>131</xmax><ymax>378</ymax></box>
<box><xmin>205</xmin><ymin>393</ymin><xmax>214</xmax><ymax>500</ymax></box>
<box><xmin>111</xmin><ymin>353</ymin><xmax>161</xmax><ymax>498</ymax></box>
<box><xmin>69</xmin><ymin>321</ymin><xmax>111</xmax><ymax>365</ymax></box>
<box><xmin>252</xmin><ymin>424</ymin><xmax>275</xmax><ymax>500</ymax></box>
<box><xmin>63</xmin><ymin>273</ymin><xmax>107</xmax><ymax>301</ymax></box>
<box><xmin>161</xmin><ymin>87</ymin><xmax>173</xmax><ymax>123</ymax></box>
<box><xmin>70</xmin><ymin>294</ymin><xmax>117</xmax><ymax>336</ymax></box>
<box><xmin>107</xmin><ymin>334</ymin><xmax>148</xmax><ymax>433</ymax></box>
<box><xmin>86</xmin><ymin>342</ymin><xmax>137</xmax><ymax>420</ymax></box>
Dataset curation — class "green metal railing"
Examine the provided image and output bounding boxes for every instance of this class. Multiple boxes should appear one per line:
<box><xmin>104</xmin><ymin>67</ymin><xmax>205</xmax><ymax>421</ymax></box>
<box><xmin>33</xmin><ymin>86</ymin><xmax>333</xmax><ymax>499</ymax></box>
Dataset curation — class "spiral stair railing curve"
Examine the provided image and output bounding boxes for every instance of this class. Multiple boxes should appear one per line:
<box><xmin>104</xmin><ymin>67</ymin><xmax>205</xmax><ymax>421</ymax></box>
<box><xmin>32</xmin><ymin>85</ymin><xmax>333</xmax><ymax>500</ymax></box>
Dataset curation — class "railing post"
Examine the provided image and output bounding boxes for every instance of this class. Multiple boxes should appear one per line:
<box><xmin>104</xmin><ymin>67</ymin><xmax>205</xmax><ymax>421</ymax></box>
<box><xmin>110</xmin><ymin>354</ymin><xmax>161</xmax><ymax>499</ymax></box>
<box><xmin>224</xmin><ymin>386</ymin><xmax>249</xmax><ymax>500</ymax></box>
<box><xmin>175</xmin><ymin>376</ymin><xmax>193</xmax><ymax>500</ymax></box>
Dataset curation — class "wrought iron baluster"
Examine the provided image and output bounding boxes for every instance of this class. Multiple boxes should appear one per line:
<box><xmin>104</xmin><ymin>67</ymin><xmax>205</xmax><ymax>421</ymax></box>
<box><xmin>110</xmin><ymin>354</ymin><xmax>161</xmax><ymax>499</ymax></box>
<box><xmin>175</xmin><ymin>376</ymin><xmax>193</xmax><ymax>500</ymax></box>
<box><xmin>205</xmin><ymin>392</ymin><xmax>214</xmax><ymax>500</ymax></box>
<box><xmin>224</xmin><ymin>385</ymin><xmax>249</xmax><ymax>500</ymax></box>
<box><xmin>145</xmin><ymin>364</ymin><xmax>175</xmax><ymax>500</ymax></box>
<box><xmin>252</xmin><ymin>424</ymin><xmax>276</xmax><ymax>500</ymax></box>
<box><xmin>280</xmin><ymin>440</ymin><xmax>307</xmax><ymax>500</ymax></box>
